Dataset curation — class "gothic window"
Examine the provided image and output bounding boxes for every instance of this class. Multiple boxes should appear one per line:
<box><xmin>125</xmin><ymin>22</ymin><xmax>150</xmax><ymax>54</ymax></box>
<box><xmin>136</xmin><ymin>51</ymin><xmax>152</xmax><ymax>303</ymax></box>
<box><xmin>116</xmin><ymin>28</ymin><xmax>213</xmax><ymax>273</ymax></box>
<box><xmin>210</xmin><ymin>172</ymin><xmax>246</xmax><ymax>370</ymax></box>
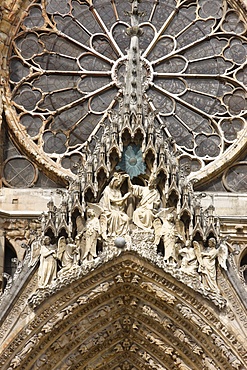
<box><xmin>1</xmin><ymin>120</ymin><xmax>61</xmax><ymax>188</ymax></box>
<box><xmin>223</xmin><ymin>162</ymin><xmax>247</xmax><ymax>192</ymax></box>
<box><xmin>5</xmin><ymin>0</ymin><xmax>247</xmax><ymax>186</ymax></box>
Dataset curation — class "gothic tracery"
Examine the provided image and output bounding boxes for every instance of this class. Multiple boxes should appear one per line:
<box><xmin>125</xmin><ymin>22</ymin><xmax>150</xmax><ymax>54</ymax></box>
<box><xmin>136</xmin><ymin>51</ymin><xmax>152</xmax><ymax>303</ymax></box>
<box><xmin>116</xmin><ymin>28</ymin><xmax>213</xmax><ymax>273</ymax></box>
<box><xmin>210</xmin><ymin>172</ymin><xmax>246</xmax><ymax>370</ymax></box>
<box><xmin>5</xmin><ymin>0</ymin><xmax>247</xmax><ymax>186</ymax></box>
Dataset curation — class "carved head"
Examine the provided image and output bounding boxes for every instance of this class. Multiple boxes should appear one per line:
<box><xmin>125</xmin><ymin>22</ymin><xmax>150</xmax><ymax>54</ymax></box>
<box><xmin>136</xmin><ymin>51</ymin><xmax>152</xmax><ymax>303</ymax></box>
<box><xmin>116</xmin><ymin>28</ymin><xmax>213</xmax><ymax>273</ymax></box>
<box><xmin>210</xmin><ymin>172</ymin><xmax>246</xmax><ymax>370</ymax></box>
<box><xmin>87</xmin><ymin>208</ymin><xmax>95</xmax><ymax>219</ymax></box>
<box><xmin>110</xmin><ymin>172</ymin><xmax>123</xmax><ymax>188</ymax></box>
<box><xmin>208</xmin><ymin>237</ymin><xmax>217</xmax><ymax>248</ymax></box>
<box><xmin>43</xmin><ymin>235</ymin><xmax>51</xmax><ymax>245</ymax></box>
<box><xmin>167</xmin><ymin>213</ymin><xmax>175</xmax><ymax>222</ymax></box>
<box><xmin>186</xmin><ymin>240</ymin><xmax>192</xmax><ymax>247</ymax></box>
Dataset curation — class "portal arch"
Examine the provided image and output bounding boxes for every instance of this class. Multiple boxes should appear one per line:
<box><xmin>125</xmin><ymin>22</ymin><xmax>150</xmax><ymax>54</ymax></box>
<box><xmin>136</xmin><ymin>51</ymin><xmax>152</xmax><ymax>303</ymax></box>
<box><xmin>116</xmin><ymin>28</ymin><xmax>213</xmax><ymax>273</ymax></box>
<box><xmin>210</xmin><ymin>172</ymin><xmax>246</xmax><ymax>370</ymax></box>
<box><xmin>1</xmin><ymin>253</ymin><xmax>246</xmax><ymax>370</ymax></box>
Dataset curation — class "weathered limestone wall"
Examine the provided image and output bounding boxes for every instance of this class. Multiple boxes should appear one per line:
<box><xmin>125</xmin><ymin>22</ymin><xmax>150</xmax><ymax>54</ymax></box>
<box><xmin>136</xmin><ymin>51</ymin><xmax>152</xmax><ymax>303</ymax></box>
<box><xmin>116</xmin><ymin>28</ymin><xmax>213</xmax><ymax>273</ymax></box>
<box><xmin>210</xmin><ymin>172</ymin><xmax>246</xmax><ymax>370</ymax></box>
<box><xmin>200</xmin><ymin>193</ymin><xmax>247</xmax><ymax>218</ymax></box>
<box><xmin>0</xmin><ymin>188</ymin><xmax>61</xmax><ymax>213</ymax></box>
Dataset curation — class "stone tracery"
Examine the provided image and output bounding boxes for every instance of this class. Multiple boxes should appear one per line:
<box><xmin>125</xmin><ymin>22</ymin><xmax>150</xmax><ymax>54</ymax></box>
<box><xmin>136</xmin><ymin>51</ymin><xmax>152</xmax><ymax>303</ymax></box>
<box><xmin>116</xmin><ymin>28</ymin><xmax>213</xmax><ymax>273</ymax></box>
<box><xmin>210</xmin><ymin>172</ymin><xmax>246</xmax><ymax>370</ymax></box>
<box><xmin>4</xmin><ymin>0</ymin><xmax>247</xmax><ymax>187</ymax></box>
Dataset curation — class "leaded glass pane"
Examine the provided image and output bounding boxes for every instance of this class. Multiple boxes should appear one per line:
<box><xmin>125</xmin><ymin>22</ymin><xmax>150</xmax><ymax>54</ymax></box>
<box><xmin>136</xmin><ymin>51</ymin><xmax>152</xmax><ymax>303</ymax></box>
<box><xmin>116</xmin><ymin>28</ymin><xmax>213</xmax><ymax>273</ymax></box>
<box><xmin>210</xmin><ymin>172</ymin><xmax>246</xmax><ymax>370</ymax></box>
<box><xmin>23</xmin><ymin>5</ymin><xmax>44</xmax><ymax>28</ymax></box>
<box><xmin>224</xmin><ymin>164</ymin><xmax>247</xmax><ymax>192</ymax></box>
<box><xmin>3</xmin><ymin>158</ymin><xmax>37</xmax><ymax>187</ymax></box>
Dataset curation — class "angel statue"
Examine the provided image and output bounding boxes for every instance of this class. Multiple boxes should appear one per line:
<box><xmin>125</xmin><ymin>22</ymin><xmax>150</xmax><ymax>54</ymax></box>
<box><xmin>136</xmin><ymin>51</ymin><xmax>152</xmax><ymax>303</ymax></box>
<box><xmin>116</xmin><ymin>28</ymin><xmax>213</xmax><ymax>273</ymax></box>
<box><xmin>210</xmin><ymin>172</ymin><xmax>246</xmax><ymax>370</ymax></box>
<box><xmin>38</xmin><ymin>236</ymin><xmax>57</xmax><ymax>288</ymax></box>
<box><xmin>153</xmin><ymin>209</ymin><xmax>182</xmax><ymax>264</ymax></box>
<box><xmin>99</xmin><ymin>173</ymin><xmax>130</xmax><ymax>237</ymax></box>
<box><xmin>57</xmin><ymin>236</ymin><xmax>78</xmax><ymax>273</ymax></box>
<box><xmin>79</xmin><ymin>207</ymin><xmax>101</xmax><ymax>262</ymax></box>
<box><xmin>193</xmin><ymin>237</ymin><xmax>228</xmax><ymax>294</ymax></box>
<box><xmin>28</xmin><ymin>232</ymin><xmax>41</xmax><ymax>267</ymax></box>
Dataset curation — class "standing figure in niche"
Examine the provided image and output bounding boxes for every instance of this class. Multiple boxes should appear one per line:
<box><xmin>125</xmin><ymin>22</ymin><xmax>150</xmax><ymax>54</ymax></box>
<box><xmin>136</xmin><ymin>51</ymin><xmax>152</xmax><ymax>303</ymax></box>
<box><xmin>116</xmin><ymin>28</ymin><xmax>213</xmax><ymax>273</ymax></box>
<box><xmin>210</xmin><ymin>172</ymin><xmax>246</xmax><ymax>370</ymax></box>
<box><xmin>129</xmin><ymin>172</ymin><xmax>160</xmax><ymax>231</ymax></box>
<box><xmin>194</xmin><ymin>237</ymin><xmax>228</xmax><ymax>293</ymax></box>
<box><xmin>100</xmin><ymin>172</ymin><xmax>130</xmax><ymax>237</ymax></box>
<box><xmin>154</xmin><ymin>211</ymin><xmax>181</xmax><ymax>264</ymax></box>
<box><xmin>179</xmin><ymin>240</ymin><xmax>198</xmax><ymax>275</ymax></box>
<box><xmin>80</xmin><ymin>208</ymin><xmax>101</xmax><ymax>262</ymax></box>
<box><xmin>28</xmin><ymin>231</ymin><xmax>41</xmax><ymax>267</ymax></box>
<box><xmin>38</xmin><ymin>235</ymin><xmax>57</xmax><ymax>288</ymax></box>
<box><xmin>162</xmin><ymin>213</ymin><xmax>179</xmax><ymax>264</ymax></box>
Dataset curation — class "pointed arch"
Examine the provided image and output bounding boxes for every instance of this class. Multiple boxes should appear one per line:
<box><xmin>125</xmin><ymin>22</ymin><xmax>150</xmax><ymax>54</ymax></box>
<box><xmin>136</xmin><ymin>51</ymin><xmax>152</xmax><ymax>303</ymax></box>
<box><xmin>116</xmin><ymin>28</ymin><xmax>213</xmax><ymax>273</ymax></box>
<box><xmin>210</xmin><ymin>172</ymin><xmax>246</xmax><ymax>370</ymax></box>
<box><xmin>1</xmin><ymin>252</ymin><xmax>246</xmax><ymax>370</ymax></box>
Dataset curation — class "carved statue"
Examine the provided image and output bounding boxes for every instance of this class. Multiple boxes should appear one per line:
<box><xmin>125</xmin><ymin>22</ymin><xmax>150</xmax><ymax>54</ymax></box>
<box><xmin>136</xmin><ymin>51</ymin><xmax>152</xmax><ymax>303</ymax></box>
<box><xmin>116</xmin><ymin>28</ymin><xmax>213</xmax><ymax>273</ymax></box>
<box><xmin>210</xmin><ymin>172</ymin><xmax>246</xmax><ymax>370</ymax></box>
<box><xmin>177</xmin><ymin>304</ymin><xmax>212</xmax><ymax>334</ymax></box>
<box><xmin>38</xmin><ymin>236</ymin><xmax>57</xmax><ymax>288</ymax></box>
<box><xmin>174</xmin><ymin>328</ymin><xmax>203</xmax><ymax>354</ymax></box>
<box><xmin>9</xmin><ymin>334</ymin><xmax>41</xmax><ymax>368</ymax></box>
<box><xmin>57</xmin><ymin>236</ymin><xmax>78</xmax><ymax>272</ymax></box>
<box><xmin>211</xmin><ymin>334</ymin><xmax>241</xmax><ymax>369</ymax></box>
<box><xmin>146</xmin><ymin>332</ymin><xmax>169</xmax><ymax>351</ymax></box>
<box><xmin>29</xmin><ymin>235</ymin><xmax>41</xmax><ymax>267</ymax></box>
<box><xmin>163</xmin><ymin>214</ymin><xmax>179</xmax><ymax>264</ymax></box>
<box><xmin>129</xmin><ymin>172</ymin><xmax>160</xmax><ymax>231</ymax></box>
<box><xmin>100</xmin><ymin>173</ymin><xmax>130</xmax><ymax>237</ymax></box>
<box><xmin>154</xmin><ymin>210</ymin><xmax>181</xmax><ymax>264</ymax></box>
<box><xmin>203</xmin><ymin>356</ymin><xmax>220</xmax><ymax>370</ymax></box>
<box><xmin>193</xmin><ymin>238</ymin><xmax>228</xmax><ymax>293</ymax></box>
<box><xmin>32</xmin><ymin>354</ymin><xmax>48</xmax><ymax>369</ymax></box>
<box><xmin>175</xmin><ymin>358</ymin><xmax>192</xmax><ymax>370</ymax></box>
<box><xmin>79</xmin><ymin>208</ymin><xmax>101</xmax><ymax>262</ymax></box>
<box><xmin>179</xmin><ymin>241</ymin><xmax>198</xmax><ymax>275</ymax></box>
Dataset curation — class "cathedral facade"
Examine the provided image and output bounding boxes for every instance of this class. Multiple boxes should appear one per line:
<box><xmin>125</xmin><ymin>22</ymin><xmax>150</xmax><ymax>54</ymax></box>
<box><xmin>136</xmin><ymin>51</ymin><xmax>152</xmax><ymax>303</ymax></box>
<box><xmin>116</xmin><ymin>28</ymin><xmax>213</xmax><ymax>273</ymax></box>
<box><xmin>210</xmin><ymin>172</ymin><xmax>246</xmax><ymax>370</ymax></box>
<box><xmin>0</xmin><ymin>0</ymin><xmax>247</xmax><ymax>369</ymax></box>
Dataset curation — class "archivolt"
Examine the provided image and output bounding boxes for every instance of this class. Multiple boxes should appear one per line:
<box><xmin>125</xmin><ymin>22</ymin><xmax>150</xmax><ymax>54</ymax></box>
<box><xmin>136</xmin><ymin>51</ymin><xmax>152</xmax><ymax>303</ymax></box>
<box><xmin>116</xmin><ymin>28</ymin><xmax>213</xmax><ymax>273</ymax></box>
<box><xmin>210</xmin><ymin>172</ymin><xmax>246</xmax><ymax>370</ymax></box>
<box><xmin>1</xmin><ymin>253</ymin><xmax>246</xmax><ymax>370</ymax></box>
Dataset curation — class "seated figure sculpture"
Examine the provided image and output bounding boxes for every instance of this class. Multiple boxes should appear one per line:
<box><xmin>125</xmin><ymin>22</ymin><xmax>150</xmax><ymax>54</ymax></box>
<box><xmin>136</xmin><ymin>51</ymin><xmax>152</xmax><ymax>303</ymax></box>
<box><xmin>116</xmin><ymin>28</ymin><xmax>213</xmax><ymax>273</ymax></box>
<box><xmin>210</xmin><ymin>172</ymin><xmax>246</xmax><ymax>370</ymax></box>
<box><xmin>128</xmin><ymin>172</ymin><xmax>160</xmax><ymax>232</ymax></box>
<box><xmin>100</xmin><ymin>172</ymin><xmax>130</xmax><ymax>237</ymax></box>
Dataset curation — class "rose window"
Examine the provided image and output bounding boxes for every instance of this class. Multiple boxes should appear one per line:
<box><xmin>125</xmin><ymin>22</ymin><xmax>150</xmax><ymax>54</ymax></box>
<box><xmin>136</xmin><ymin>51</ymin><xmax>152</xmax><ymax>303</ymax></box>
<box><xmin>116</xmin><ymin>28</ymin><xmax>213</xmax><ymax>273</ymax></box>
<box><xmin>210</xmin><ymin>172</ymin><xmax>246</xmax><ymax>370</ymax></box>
<box><xmin>7</xmin><ymin>0</ymin><xmax>247</xmax><ymax>183</ymax></box>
